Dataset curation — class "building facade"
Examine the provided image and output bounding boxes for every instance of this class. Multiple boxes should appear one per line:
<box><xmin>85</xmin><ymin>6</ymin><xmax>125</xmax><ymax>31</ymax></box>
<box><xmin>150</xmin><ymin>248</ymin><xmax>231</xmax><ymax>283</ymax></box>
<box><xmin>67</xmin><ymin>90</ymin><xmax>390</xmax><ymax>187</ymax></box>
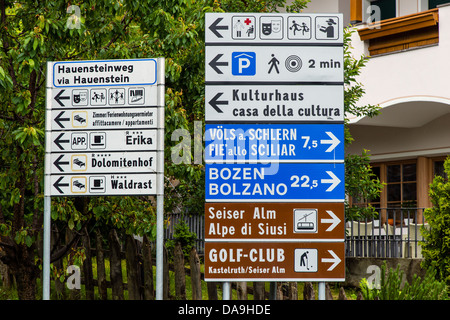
<box><xmin>300</xmin><ymin>0</ymin><xmax>450</xmax><ymax>222</ymax></box>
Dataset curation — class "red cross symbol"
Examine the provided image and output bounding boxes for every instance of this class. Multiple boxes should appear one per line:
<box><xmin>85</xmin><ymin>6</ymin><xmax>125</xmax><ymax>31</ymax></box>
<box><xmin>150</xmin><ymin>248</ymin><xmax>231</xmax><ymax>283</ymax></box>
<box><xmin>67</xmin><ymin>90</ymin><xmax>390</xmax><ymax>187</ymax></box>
<box><xmin>244</xmin><ymin>18</ymin><xmax>252</xmax><ymax>25</ymax></box>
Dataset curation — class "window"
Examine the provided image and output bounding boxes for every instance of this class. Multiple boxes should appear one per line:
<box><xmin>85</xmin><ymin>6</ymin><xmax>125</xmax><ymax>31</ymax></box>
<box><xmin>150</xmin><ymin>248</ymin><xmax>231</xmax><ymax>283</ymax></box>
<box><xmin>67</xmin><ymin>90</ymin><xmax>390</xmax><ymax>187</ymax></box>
<box><xmin>433</xmin><ymin>160</ymin><xmax>448</xmax><ymax>181</ymax></box>
<box><xmin>429</xmin><ymin>0</ymin><xmax>450</xmax><ymax>9</ymax></box>
<box><xmin>386</xmin><ymin>163</ymin><xmax>417</xmax><ymax>207</ymax></box>
<box><xmin>370</xmin><ymin>0</ymin><xmax>397</xmax><ymax>20</ymax></box>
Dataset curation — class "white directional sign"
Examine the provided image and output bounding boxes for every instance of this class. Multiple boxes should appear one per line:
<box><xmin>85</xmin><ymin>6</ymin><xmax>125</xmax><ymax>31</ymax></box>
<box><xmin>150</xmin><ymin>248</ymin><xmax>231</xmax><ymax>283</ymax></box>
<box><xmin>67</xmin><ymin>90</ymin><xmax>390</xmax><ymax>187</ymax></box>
<box><xmin>206</xmin><ymin>46</ymin><xmax>343</xmax><ymax>83</ymax></box>
<box><xmin>52</xmin><ymin>86</ymin><xmax>158</xmax><ymax>108</ymax></box>
<box><xmin>205</xmin><ymin>13</ymin><xmax>343</xmax><ymax>44</ymax></box>
<box><xmin>50</xmin><ymin>173</ymin><xmax>160</xmax><ymax>196</ymax></box>
<box><xmin>49</xmin><ymin>129</ymin><xmax>159</xmax><ymax>153</ymax></box>
<box><xmin>50</xmin><ymin>107</ymin><xmax>159</xmax><ymax>130</ymax></box>
<box><xmin>50</xmin><ymin>151</ymin><xmax>159</xmax><ymax>174</ymax></box>
<box><xmin>45</xmin><ymin>58</ymin><xmax>165</xmax><ymax>196</ymax></box>
<box><xmin>52</xmin><ymin>59</ymin><xmax>157</xmax><ymax>87</ymax></box>
<box><xmin>205</xmin><ymin>84</ymin><xmax>343</xmax><ymax>122</ymax></box>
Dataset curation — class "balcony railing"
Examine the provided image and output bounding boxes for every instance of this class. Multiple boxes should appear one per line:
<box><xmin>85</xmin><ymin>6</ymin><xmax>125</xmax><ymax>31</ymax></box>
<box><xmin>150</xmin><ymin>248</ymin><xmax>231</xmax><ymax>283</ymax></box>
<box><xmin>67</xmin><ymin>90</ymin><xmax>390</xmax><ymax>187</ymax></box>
<box><xmin>346</xmin><ymin>208</ymin><xmax>428</xmax><ymax>258</ymax></box>
<box><xmin>165</xmin><ymin>208</ymin><xmax>429</xmax><ymax>258</ymax></box>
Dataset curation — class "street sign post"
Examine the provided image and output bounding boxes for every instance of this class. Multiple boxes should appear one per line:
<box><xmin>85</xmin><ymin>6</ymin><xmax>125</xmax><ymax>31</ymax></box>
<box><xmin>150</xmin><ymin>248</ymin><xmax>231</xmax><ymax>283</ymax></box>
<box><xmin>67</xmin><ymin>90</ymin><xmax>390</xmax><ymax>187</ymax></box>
<box><xmin>43</xmin><ymin>58</ymin><xmax>165</xmax><ymax>300</ymax></box>
<box><xmin>204</xmin><ymin>12</ymin><xmax>345</xmax><ymax>298</ymax></box>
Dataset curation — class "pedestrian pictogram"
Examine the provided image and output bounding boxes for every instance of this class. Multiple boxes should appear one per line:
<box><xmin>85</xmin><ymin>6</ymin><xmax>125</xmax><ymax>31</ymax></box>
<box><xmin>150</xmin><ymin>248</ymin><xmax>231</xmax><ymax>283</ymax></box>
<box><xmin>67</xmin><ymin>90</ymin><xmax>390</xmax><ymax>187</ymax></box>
<box><xmin>268</xmin><ymin>54</ymin><xmax>280</xmax><ymax>74</ymax></box>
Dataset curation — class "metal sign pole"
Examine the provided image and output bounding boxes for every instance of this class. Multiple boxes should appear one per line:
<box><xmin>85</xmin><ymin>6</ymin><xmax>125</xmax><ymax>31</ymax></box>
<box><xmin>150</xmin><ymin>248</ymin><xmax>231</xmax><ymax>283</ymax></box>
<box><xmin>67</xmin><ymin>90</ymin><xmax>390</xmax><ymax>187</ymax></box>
<box><xmin>42</xmin><ymin>196</ymin><xmax>51</xmax><ymax>300</ymax></box>
<box><xmin>156</xmin><ymin>195</ymin><xmax>164</xmax><ymax>300</ymax></box>
<box><xmin>318</xmin><ymin>282</ymin><xmax>326</xmax><ymax>300</ymax></box>
<box><xmin>223</xmin><ymin>282</ymin><xmax>231</xmax><ymax>300</ymax></box>
<box><xmin>43</xmin><ymin>63</ymin><xmax>52</xmax><ymax>300</ymax></box>
<box><xmin>156</xmin><ymin>58</ymin><xmax>165</xmax><ymax>300</ymax></box>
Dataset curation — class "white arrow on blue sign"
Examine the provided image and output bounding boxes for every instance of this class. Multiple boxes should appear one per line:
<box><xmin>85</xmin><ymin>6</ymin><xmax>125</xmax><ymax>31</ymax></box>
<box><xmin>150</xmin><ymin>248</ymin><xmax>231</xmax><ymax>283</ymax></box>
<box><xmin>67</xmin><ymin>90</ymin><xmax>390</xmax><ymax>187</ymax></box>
<box><xmin>205</xmin><ymin>124</ymin><xmax>343</xmax><ymax>163</ymax></box>
<box><xmin>205</xmin><ymin>162</ymin><xmax>344</xmax><ymax>202</ymax></box>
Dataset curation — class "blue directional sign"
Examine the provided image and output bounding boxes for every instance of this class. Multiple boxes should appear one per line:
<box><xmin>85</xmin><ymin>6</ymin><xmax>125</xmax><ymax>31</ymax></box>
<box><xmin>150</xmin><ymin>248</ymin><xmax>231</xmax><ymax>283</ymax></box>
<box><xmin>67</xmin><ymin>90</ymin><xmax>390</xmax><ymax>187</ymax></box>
<box><xmin>205</xmin><ymin>124</ymin><xmax>343</xmax><ymax>163</ymax></box>
<box><xmin>205</xmin><ymin>162</ymin><xmax>344</xmax><ymax>202</ymax></box>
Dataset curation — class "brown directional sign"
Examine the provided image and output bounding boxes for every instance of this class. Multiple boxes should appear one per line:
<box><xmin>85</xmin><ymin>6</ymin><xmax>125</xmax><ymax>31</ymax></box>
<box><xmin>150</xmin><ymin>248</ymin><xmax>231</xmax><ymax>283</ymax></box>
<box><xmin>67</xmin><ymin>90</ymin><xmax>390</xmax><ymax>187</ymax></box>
<box><xmin>205</xmin><ymin>202</ymin><xmax>344</xmax><ymax>240</ymax></box>
<box><xmin>204</xmin><ymin>241</ymin><xmax>345</xmax><ymax>281</ymax></box>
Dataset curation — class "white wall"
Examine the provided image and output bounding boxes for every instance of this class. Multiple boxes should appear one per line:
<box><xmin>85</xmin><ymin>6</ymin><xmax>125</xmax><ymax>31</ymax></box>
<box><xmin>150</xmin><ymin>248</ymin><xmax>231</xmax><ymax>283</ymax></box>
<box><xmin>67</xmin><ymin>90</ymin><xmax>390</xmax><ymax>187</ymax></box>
<box><xmin>349</xmin><ymin>5</ymin><xmax>450</xmax><ymax>123</ymax></box>
<box><xmin>347</xmin><ymin>113</ymin><xmax>450</xmax><ymax>160</ymax></box>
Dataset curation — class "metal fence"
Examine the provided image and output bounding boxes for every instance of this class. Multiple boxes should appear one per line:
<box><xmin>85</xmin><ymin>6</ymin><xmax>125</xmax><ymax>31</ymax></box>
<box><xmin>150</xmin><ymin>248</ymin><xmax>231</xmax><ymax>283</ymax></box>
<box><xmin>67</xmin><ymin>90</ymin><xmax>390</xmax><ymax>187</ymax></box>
<box><xmin>164</xmin><ymin>213</ymin><xmax>205</xmax><ymax>254</ymax></box>
<box><xmin>345</xmin><ymin>208</ymin><xmax>428</xmax><ymax>258</ymax></box>
<box><xmin>165</xmin><ymin>208</ymin><xmax>429</xmax><ymax>258</ymax></box>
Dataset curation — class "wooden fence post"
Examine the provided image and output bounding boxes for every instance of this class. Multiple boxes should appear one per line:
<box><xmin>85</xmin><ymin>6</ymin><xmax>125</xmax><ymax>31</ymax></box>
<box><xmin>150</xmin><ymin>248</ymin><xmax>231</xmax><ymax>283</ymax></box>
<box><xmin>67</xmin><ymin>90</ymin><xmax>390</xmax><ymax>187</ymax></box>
<box><xmin>142</xmin><ymin>235</ymin><xmax>154</xmax><ymax>300</ymax></box>
<box><xmin>253</xmin><ymin>282</ymin><xmax>265</xmax><ymax>300</ymax></box>
<box><xmin>237</xmin><ymin>282</ymin><xmax>247</xmax><ymax>300</ymax></box>
<box><xmin>163</xmin><ymin>244</ymin><xmax>169</xmax><ymax>300</ymax></box>
<box><xmin>207</xmin><ymin>282</ymin><xmax>218</xmax><ymax>300</ymax></box>
<box><xmin>125</xmin><ymin>235</ymin><xmax>141</xmax><ymax>300</ymax></box>
<box><xmin>95</xmin><ymin>230</ymin><xmax>108</xmax><ymax>300</ymax></box>
<box><xmin>109</xmin><ymin>229</ymin><xmax>124</xmax><ymax>300</ymax></box>
<box><xmin>174</xmin><ymin>241</ymin><xmax>186</xmax><ymax>299</ymax></box>
<box><xmin>287</xmin><ymin>282</ymin><xmax>298</xmax><ymax>300</ymax></box>
<box><xmin>303</xmin><ymin>282</ymin><xmax>315</xmax><ymax>300</ymax></box>
<box><xmin>189</xmin><ymin>247</ymin><xmax>202</xmax><ymax>300</ymax></box>
<box><xmin>81</xmin><ymin>226</ymin><xmax>95</xmax><ymax>300</ymax></box>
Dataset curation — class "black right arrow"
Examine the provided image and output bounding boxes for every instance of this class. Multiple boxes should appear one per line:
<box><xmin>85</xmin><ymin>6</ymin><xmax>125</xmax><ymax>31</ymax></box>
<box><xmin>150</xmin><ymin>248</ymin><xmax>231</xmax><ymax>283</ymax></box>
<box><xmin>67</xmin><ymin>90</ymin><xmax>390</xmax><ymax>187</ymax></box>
<box><xmin>209</xmin><ymin>54</ymin><xmax>228</xmax><ymax>74</ymax></box>
<box><xmin>54</xmin><ymin>133</ymin><xmax>70</xmax><ymax>150</ymax></box>
<box><xmin>53</xmin><ymin>155</ymin><xmax>70</xmax><ymax>172</ymax></box>
<box><xmin>54</xmin><ymin>89</ymin><xmax>70</xmax><ymax>107</ymax></box>
<box><xmin>53</xmin><ymin>176</ymin><xmax>69</xmax><ymax>194</ymax></box>
<box><xmin>54</xmin><ymin>111</ymin><xmax>70</xmax><ymax>128</ymax></box>
<box><xmin>209</xmin><ymin>17</ymin><xmax>228</xmax><ymax>38</ymax></box>
<box><xmin>208</xmin><ymin>92</ymin><xmax>228</xmax><ymax>113</ymax></box>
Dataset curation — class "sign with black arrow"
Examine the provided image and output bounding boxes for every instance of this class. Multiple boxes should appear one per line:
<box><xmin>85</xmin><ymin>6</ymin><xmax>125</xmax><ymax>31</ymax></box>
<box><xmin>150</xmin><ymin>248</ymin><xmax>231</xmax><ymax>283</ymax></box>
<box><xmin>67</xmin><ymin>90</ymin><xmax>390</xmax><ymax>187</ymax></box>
<box><xmin>205</xmin><ymin>84</ymin><xmax>344</xmax><ymax>122</ymax></box>
<box><xmin>51</xmin><ymin>107</ymin><xmax>159</xmax><ymax>130</ymax></box>
<box><xmin>49</xmin><ymin>173</ymin><xmax>160</xmax><ymax>196</ymax></box>
<box><xmin>208</xmin><ymin>54</ymin><xmax>228</xmax><ymax>75</ymax></box>
<box><xmin>49</xmin><ymin>129</ymin><xmax>159</xmax><ymax>153</ymax></box>
<box><xmin>209</xmin><ymin>17</ymin><xmax>229</xmax><ymax>38</ymax></box>
<box><xmin>50</xmin><ymin>151</ymin><xmax>158</xmax><ymax>174</ymax></box>
<box><xmin>54</xmin><ymin>89</ymin><xmax>70</xmax><ymax>107</ymax></box>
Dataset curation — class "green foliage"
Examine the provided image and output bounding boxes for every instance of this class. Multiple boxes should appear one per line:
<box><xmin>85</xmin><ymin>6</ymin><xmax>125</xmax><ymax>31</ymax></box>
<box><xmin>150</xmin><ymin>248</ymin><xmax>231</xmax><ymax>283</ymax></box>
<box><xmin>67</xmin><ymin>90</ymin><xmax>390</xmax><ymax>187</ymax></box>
<box><xmin>166</xmin><ymin>219</ymin><xmax>197</xmax><ymax>261</ymax></box>
<box><xmin>343</xmin><ymin>28</ymin><xmax>383</xmax><ymax>220</ymax></box>
<box><xmin>360</xmin><ymin>262</ymin><xmax>448</xmax><ymax>300</ymax></box>
<box><xmin>422</xmin><ymin>157</ymin><xmax>450</xmax><ymax>284</ymax></box>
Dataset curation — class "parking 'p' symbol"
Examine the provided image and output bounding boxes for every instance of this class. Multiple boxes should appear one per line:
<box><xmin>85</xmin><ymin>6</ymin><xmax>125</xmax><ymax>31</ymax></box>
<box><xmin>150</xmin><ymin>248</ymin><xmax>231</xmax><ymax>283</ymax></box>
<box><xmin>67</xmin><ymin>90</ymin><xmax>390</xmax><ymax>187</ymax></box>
<box><xmin>232</xmin><ymin>52</ymin><xmax>256</xmax><ymax>76</ymax></box>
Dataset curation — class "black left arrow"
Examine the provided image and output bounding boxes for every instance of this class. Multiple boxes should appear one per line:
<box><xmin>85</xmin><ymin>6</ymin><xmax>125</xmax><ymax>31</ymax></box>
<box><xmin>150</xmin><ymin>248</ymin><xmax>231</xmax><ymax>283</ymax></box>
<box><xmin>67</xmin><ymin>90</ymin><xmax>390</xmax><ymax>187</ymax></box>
<box><xmin>53</xmin><ymin>155</ymin><xmax>70</xmax><ymax>172</ymax></box>
<box><xmin>209</xmin><ymin>17</ymin><xmax>228</xmax><ymax>38</ymax></box>
<box><xmin>54</xmin><ymin>89</ymin><xmax>70</xmax><ymax>107</ymax></box>
<box><xmin>53</xmin><ymin>176</ymin><xmax>69</xmax><ymax>194</ymax></box>
<box><xmin>54</xmin><ymin>133</ymin><xmax>70</xmax><ymax>150</ymax></box>
<box><xmin>209</xmin><ymin>54</ymin><xmax>228</xmax><ymax>74</ymax></box>
<box><xmin>54</xmin><ymin>111</ymin><xmax>70</xmax><ymax>128</ymax></box>
<box><xmin>208</xmin><ymin>92</ymin><xmax>228</xmax><ymax>113</ymax></box>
